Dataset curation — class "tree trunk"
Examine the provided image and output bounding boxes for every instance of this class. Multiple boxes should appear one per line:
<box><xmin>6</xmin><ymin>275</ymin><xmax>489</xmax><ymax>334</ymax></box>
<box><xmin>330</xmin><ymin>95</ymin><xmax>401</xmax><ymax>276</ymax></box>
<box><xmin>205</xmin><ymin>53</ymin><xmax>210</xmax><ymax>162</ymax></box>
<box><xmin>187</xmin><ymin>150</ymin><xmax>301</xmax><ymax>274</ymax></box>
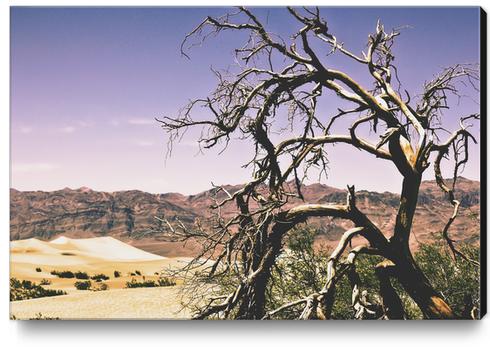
<box><xmin>236</xmin><ymin>217</ymin><xmax>290</xmax><ymax>319</ymax></box>
<box><xmin>391</xmin><ymin>174</ymin><xmax>455</xmax><ymax>319</ymax></box>
<box><xmin>394</xmin><ymin>253</ymin><xmax>455</xmax><ymax>319</ymax></box>
<box><xmin>236</xmin><ymin>273</ymin><xmax>268</xmax><ymax>319</ymax></box>
<box><xmin>375</xmin><ymin>260</ymin><xmax>406</xmax><ymax>319</ymax></box>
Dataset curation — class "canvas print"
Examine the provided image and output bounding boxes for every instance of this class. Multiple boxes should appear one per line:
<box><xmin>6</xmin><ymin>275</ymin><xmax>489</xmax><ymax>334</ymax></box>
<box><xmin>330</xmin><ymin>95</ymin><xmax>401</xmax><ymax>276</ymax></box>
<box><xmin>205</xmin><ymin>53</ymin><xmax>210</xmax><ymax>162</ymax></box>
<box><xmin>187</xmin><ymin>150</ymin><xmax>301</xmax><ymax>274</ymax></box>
<box><xmin>10</xmin><ymin>6</ymin><xmax>484</xmax><ymax>320</ymax></box>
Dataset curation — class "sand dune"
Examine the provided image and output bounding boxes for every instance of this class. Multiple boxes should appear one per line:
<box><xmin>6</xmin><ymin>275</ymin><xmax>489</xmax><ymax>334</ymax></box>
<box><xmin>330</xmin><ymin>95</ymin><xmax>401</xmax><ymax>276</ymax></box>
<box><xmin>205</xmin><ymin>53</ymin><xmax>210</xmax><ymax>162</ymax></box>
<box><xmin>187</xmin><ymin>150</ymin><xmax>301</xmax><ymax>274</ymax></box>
<box><xmin>10</xmin><ymin>236</ymin><xmax>197</xmax><ymax>319</ymax></box>
<box><xmin>12</xmin><ymin>236</ymin><xmax>165</xmax><ymax>264</ymax></box>
<box><xmin>10</xmin><ymin>236</ymin><xmax>192</xmax><ymax>286</ymax></box>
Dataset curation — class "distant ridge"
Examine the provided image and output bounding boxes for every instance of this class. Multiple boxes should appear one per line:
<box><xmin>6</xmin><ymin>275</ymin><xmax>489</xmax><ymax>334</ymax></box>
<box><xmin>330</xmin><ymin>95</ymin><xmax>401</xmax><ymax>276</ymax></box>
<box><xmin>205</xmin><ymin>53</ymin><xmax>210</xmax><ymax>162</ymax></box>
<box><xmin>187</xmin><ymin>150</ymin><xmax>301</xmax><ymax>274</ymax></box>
<box><xmin>10</xmin><ymin>178</ymin><xmax>480</xmax><ymax>256</ymax></box>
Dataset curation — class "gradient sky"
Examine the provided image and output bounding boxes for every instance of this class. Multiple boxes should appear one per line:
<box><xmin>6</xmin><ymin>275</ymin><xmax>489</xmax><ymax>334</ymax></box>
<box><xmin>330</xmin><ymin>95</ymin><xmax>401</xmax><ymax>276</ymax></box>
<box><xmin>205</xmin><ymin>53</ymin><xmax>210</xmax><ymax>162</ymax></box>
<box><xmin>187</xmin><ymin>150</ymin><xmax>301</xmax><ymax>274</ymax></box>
<box><xmin>10</xmin><ymin>7</ymin><xmax>481</xmax><ymax>194</ymax></box>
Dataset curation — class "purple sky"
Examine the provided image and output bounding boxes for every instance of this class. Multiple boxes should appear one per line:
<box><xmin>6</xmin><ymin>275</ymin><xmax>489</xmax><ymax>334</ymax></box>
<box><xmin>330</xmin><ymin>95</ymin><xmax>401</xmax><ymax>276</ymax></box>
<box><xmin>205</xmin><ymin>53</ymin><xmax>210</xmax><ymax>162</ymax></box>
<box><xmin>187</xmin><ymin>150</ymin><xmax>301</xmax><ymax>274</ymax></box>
<box><xmin>10</xmin><ymin>7</ymin><xmax>481</xmax><ymax>194</ymax></box>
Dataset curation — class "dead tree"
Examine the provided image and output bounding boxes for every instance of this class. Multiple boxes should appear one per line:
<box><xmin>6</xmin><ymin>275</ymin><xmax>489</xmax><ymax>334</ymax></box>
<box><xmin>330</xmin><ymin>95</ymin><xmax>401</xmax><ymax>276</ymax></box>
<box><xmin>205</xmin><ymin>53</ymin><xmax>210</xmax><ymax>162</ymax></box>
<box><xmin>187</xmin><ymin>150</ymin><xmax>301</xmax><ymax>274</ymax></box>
<box><xmin>158</xmin><ymin>7</ymin><xmax>480</xmax><ymax>319</ymax></box>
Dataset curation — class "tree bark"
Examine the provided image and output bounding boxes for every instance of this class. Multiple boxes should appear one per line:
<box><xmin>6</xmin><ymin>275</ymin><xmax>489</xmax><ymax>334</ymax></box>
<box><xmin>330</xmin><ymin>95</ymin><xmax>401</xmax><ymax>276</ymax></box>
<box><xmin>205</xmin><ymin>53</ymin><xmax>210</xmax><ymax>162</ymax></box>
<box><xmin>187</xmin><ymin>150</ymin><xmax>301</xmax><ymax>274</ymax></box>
<box><xmin>236</xmin><ymin>276</ymin><xmax>268</xmax><ymax>319</ymax></box>
<box><xmin>390</xmin><ymin>174</ymin><xmax>455</xmax><ymax>319</ymax></box>
<box><xmin>394</xmin><ymin>254</ymin><xmax>455</xmax><ymax>319</ymax></box>
<box><xmin>375</xmin><ymin>260</ymin><xmax>406</xmax><ymax>319</ymax></box>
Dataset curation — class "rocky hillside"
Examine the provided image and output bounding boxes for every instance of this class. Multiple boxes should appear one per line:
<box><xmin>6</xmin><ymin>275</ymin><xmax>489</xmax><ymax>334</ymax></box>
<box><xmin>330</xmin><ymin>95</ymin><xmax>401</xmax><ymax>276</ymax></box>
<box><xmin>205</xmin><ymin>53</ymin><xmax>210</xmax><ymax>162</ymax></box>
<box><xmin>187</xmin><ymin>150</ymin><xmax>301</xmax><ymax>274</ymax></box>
<box><xmin>10</xmin><ymin>178</ymin><xmax>480</xmax><ymax>256</ymax></box>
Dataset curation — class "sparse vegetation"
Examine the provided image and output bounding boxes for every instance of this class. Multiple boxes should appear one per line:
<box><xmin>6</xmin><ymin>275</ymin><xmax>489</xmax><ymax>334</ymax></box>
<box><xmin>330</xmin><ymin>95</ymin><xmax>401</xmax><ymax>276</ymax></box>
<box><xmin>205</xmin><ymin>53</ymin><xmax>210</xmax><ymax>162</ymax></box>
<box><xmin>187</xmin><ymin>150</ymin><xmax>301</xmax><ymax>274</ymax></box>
<box><xmin>94</xmin><ymin>283</ymin><xmax>109</xmax><ymax>291</ymax></box>
<box><xmin>135</xmin><ymin>270</ymin><xmax>142</xmax><ymax>276</ymax></box>
<box><xmin>74</xmin><ymin>280</ymin><xmax>92</xmax><ymax>290</ymax></box>
<box><xmin>30</xmin><ymin>313</ymin><xmax>60</xmax><ymax>320</ymax></box>
<box><xmin>91</xmin><ymin>273</ymin><xmax>109</xmax><ymax>282</ymax></box>
<box><xmin>125</xmin><ymin>277</ymin><xmax>176</xmax><ymax>288</ymax></box>
<box><xmin>35</xmin><ymin>267</ymin><xmax>42</xmax><ymax>272</ymax></box>
<box><xmin>10</xmin><ymin>278</ymin><xmax>66</xmax><ymax>301</ymax></box>
<box><xmin>50</xmin><ymin>270</ymin><xmax>75</xmax><ymax>278</ymax></box>
<box><xmin>11</xmin><ymin>313</ymin><xmax>60</xmax><ymax>320</ymax></box>
<box><xmin>74</xmin><ymin>279</ymin><xmax>110</xmax><ymax>291</ymax></box>
<box><xmin>264</xmin><ymin>228</ymin><xmax>480</xmax><ymax>319</ymax></box>
<box><xmin>416</xmin><ymin>242</ymin><xmax>480</xmax><ymax>318</ymax></box>
<box><xmin>40</xmin><ymin>279</ymin><xmax>51</xmax><ymax>285</ymax></box>
<box><xmin>114</xmin><ymin>270</ymin><xmax>121</xmax><ymax>278</ymax></box>
<box><xmin>158</xmin><ymin>277</ymin><xmax>177</xmax><ymax>287</ymax></box>
<box><xmin>126</xmin><ymin>279</ymin><xmax>157</xmax><ymax>288</ymax></box>
<box><xmin>74</xmin><ymin>271</ymin><xmax>89</xmax><ymax>279</ymax></box>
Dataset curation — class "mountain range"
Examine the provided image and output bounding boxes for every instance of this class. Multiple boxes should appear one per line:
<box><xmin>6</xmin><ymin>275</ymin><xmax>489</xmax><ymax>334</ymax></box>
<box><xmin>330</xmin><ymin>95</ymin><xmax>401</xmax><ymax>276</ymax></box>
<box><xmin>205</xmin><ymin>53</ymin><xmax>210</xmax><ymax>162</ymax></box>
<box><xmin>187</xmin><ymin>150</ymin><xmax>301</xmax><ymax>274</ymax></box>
<box><xmin>10</xmin><ymin>178</ymin><xmax>480</xmax><ymax>256</ymax></box>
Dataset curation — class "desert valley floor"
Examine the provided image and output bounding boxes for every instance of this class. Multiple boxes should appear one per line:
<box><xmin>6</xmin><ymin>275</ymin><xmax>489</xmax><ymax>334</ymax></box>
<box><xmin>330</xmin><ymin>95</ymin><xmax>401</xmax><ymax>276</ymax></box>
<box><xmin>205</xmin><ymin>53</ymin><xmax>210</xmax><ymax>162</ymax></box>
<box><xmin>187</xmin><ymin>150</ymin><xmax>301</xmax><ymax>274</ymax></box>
<box><xmin>9</xmin><ymin>179</ymin><xmax>480</xmax><ymax>319</ymax></box>
<box><xmin>10</xmin><ymin>236</ymin><xmax>193</xmax><ymax>319</ymax></box>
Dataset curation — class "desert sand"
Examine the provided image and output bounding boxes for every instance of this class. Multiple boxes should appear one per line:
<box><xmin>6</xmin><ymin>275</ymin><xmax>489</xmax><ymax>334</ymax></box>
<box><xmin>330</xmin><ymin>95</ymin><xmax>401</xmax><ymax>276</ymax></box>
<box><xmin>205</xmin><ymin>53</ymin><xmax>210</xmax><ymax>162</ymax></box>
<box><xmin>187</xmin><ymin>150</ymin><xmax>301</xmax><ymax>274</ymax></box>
<box><xmin>10</xmin><ymin>236</ymin><xmax>194</xmax><ymax>319</ymax></box>
<box><xmin>10</xmin><ymin>287</ymin><xmax>190</xmax><ymax>319</ymax></box>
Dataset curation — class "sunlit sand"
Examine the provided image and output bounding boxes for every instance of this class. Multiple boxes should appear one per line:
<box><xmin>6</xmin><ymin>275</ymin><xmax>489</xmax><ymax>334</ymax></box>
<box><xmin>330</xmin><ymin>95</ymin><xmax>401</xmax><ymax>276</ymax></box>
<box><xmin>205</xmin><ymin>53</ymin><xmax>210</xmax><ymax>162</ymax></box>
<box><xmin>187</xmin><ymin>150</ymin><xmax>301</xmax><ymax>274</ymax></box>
<box><xmin>10</xmin><ymin>236</ymin><xmax>193</xmax><ymax>319</ymax></box>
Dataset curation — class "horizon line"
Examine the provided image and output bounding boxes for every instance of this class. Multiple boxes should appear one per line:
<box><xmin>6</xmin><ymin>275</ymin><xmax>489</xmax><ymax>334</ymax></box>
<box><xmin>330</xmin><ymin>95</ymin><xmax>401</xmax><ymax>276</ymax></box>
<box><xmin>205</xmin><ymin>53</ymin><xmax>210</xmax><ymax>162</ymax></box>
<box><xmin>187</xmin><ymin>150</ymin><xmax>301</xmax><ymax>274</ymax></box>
<box><xmin>9</xmin><ymin>176</ymin><xmax>479</xmax><ymax>196</ymax></box>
